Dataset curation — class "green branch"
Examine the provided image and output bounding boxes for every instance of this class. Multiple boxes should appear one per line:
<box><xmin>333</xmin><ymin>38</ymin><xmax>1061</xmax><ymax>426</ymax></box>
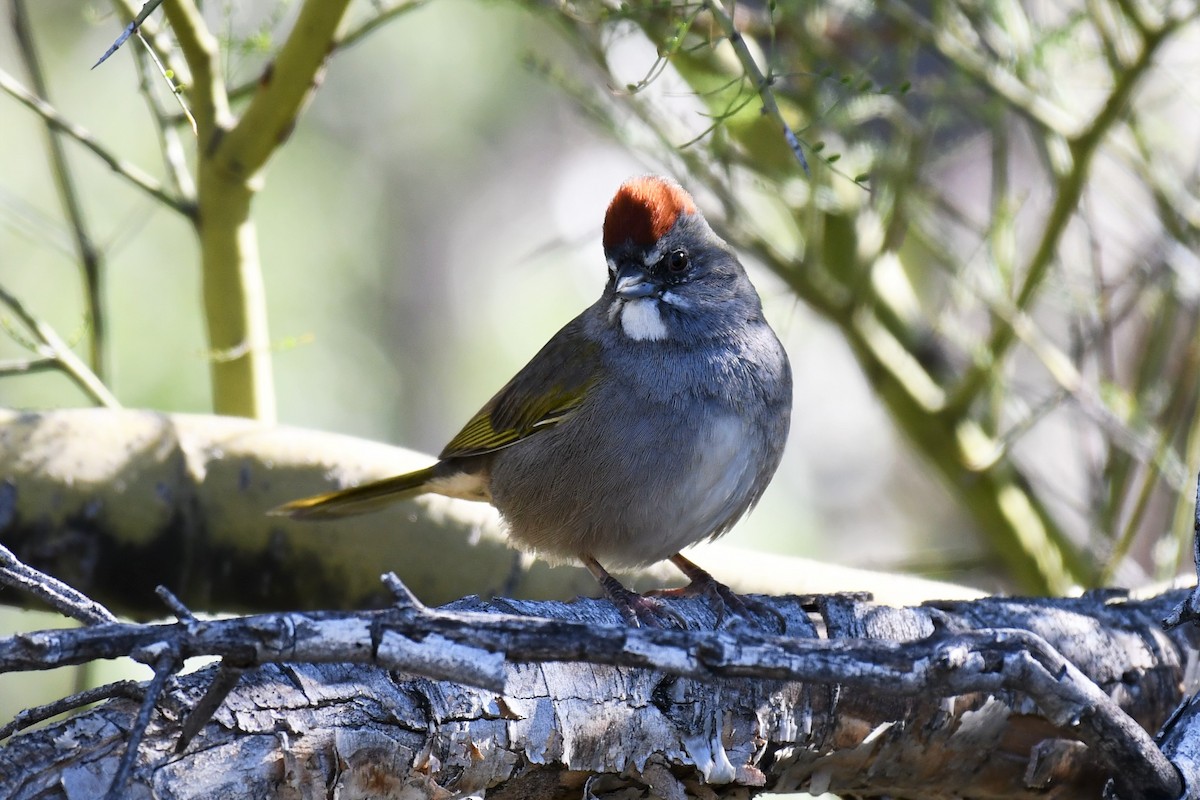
<box><xmin>701</xmin><ymin>0</ymin><xmax>808</xmax><ymax>173</ymax></box>
<box><xmin>948</xmin><ymin>16</ymin><xmax>1179</xmax><ymax>414</ymax></box>
<box><xmin>160</xmin><ymin>0</ymin><xmax>230</xmax><ymax>139</ymax></box>
<box><xmin>148</xmin><ymin>0</ymin><xmax>353</xmax><ymax>421</ymax></box>
<box><xmin>219</xmin><ymin>0</ymin><xmax>354</xmax><ymax>176</ymax></box>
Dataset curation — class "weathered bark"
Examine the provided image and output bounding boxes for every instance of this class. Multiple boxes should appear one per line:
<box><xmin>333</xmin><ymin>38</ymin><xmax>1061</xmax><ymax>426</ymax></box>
<box><xmin>1161</xmin><ymin>688</ymin><xmax>1200</xmax><ymax>798</ymax></box>
<box><xmin>0</xmin><ymin>590</ymin><xmax>1194</xmax><ymax>799</ymax></box>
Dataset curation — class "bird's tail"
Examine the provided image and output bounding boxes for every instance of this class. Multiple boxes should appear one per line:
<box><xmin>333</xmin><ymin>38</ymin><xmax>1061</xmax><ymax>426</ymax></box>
<box><xmin>269</xmin><ymin>466</ymin><xmax>437</xmax><ymax>520</ymax></box>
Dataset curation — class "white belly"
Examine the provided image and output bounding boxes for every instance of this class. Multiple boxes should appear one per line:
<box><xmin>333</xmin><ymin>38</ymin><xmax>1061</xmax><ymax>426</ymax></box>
<box><xmin>661</xmin><ymin>414</ymin><xmax>756</xmax><ymax>548</ymax></box>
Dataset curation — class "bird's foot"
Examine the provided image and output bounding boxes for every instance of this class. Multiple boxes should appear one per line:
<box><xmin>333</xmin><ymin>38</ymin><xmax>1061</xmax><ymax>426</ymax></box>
<box><xmin>655</xmin><ymin>554</ymin><xmax>786</xmax><ymax>632</ymax></box>
<box><xmin>606</xmin><ymin>583</ymin><xmax>690</xmax><ymax>628</ymax></box>
<box><xmin>648</xmin><ymin>577</ymin><xmax>747</xmax><ymax>620</ymax></box>
<box><xmin>582</xmin><ymin>555</ymin><xmax>688</xmax><ymax>628</ymax></box>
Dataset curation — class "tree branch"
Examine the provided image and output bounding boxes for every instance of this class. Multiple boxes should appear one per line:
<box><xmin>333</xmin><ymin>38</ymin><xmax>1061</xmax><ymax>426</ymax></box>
<box><xmin>11</xmin><ymin>0</ymin><xmax>107</xmax><ymax>379</ymax></box>
<box><xmin>946</xmin><ymin>13</ymin><xmax>1182</xmax><ymax>413</ymax></box>
<box><xmin>159</xmin><ymin>0</ymin><xmax>229</xmax><ymax>140</ymax></box>
<box><xmin>0</xmin><ymin>407</ymin><xmax>985</xmax><ymax>618</ymax></box>
<box><xmin>92</xmin><ymin>0</ymin><xmax>167</xmax><ymax>69</ymax></box>
<box><xmin>700</xmin><ymin>0</ymin><xmax>809</xmax><ymax>174</ymax></box>
<box><xmin>0</xmin><ymin>543</ymin><xmax>117</xmax><ymax>626</ymax></box>
<box><xmin>218</xmin><ymin>0</ymin><xmax>353</xmax><ymax>176</ymax></box>
<box><xmin>0</xmin><ymin>287</ymin><xmax>120</xmax><ymax>408</ymax></box>
<box><xmin>0</xmin><ymin>68</ymin><xmax>190</xmax><ymax>215</ymax></box>
<box><xmin>150</xmin><ymin>0</ymin><xmax>353</xmax><ymax>422</ymax></box>
<box><xmin>0</xmin><ymin>585</ymin><xmax>1192</xmax><ymax>798</ymax></box>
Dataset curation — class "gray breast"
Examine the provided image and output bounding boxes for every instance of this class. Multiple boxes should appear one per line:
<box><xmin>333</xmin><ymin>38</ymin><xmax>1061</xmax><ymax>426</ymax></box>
<box><xmin>486</xmin><ymin>322</ymin><xmax>790</xmax><ymax>569</ymax></box>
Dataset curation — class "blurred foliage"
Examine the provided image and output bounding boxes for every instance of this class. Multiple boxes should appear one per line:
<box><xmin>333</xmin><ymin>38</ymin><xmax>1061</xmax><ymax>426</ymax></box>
<box><xmin>523</xmin><ymin>0</ymin><xmax>1200</xmax><ymax>593</ymax></box>
<box><xmin>1</xmin><ymin>0</ymin><xmax>1200</xmax><ymax>599</ymax></box>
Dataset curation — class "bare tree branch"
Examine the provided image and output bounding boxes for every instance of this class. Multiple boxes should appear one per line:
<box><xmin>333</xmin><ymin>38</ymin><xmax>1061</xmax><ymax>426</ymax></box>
<box><xmin>0</xmin><ymin>585</ymin><xmax>1192</xmax><ymax>798</ymax></box>
<box><xmin>0</xmin><ymin>68</ymin><xmax>190</xmax><ymax>215</ymax></box>
<box><xmin>92</xmin><ymin>0</ymin><xmax>167</xmax><ymax>69</ymax></box>
<box><xmin>0</xmin><ymin>680</ymin><xmax>143</xmax><ymax>742</ymax></box>
<box><xmin>100</xmin><ymin>651</ymin><xmax>177</xmax><ymax>800</ymax></box>
<box><xmin>0</xmin><ymin>543</ymin><xmax>117</xmax><ymax>626</ymax></box>
<box><xmin>0</xmin><ymin>286</ymin><xmax>119</xmax><ymax>408</ymax></box>
<box><xmin>11</xmin><ymin>0</ymin><xmax>108</xmax><ymax>379</ymax></box>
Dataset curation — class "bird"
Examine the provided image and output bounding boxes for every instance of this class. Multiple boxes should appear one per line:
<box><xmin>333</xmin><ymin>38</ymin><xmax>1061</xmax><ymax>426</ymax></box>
<box><xmin>272</xmin><ymin>175</ymin><xmax>793</xmax><ymax>626</ymax></box>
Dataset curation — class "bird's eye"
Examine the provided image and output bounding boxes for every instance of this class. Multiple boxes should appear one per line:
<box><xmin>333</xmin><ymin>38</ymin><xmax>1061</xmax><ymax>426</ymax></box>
<box><xmin>666</xmin><ymin>249</ymin><xmax>689</xmax><ymax>274</ymax></box>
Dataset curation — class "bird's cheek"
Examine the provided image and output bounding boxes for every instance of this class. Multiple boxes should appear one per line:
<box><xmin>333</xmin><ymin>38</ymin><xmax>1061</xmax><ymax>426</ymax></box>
<box><xmin>660</xmin><ymin>290</ymin><xmax>693</xmax><ymax>310</ymax></box>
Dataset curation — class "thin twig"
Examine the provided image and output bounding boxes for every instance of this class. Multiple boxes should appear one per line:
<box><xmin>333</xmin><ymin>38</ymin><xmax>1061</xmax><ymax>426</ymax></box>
<box><xmin>102</xmin><ymin>652</ymin><xmax>176</xmax><ymax>800</ymax></box>
<box><xmin>0</xmin><ymin>68</ymin><xmax>191</xmax><ymax>216</ymax></box>
<box><xmin>382</xmin><ymin>570</ymin><xmax>426</xmax><ymax>610</ymax></box>
<box><xmin>109</xmin><ymin>0</ymin><xmax>192</xmax><ymax>90</ymax></box>
<box><xmin>0</xmin><ymin>542</ymin><xmax>118</xmax><ymax>626</ymax></box>
<box><xmin>174</xmin><ymin>661</ymin><xmax>244</xmax><ymax>753</ymax></box>
<box><xmin>335</xmin><ymin>0</ymin><xmax>430</xmax><ymax>51</ymax></box>
<box><xmin>701</xmin><ymin>0</ymin><xmax>808</xmax><ymax>174</ymax></box>
<box><xmin>126</xmin><ymin>28</ymin><xmax>196</xmax><ymax>200</ymax></box>
<box><xmin>0</xmin><ymin>356</ymin><xmax>57</xmax><ymax>376</ymax></box>
<box><xmin>207</xmin><ymin>0</ymin><xmax>429</xmax><ymax>123</ymax></box>
<box><xmin>159</xmin><ymin>0</ymin><xmax>228</xmax><ymax>138</ymax></box>
<box><xmin>877</xmin><ymin>0</ymin><xmax>1076</xmax><ymax>137</ymax></box>
<box><xmin>155</xmin><ymin>586</ymin><xmax>197</xmax><ymax>624</ymax></box>
<box><xmin>0</xmin><ymin>680</ymin><xmax>143</xmax><ymax>741</ymax></box>
<box><xmin>136</xmin><ymin>29</ymin><xmax>197</xmax><ymax>136</ymax></box>
<box><xmin>93</xmin><ymin>0</ymin><xmax>167</xmax><ymax>69</ymax></box>
<box><xmin>11</xmin><ymin>0</ymin><xmax>108</xmax><ymax>380</ymax></box>
<box><xmin>0</xmin><ymin>284</ymin><xmax>120</xmax><ymax>408</ymax></box>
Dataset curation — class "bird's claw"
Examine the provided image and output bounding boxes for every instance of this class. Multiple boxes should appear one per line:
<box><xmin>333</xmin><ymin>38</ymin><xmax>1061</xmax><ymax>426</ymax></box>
<box><xmin>610</xmin><ymin>585</ymin><xmax>690</xmax><ymax>629</ymax></box>
<box><xmin>649</xmin><ymin>579</ymin><xmax>786</xmax><ymax>633</ymax></box>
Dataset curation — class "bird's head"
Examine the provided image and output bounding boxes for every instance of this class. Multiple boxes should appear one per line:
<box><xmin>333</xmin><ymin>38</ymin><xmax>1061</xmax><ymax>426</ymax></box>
<box><xmin>601</xmin><ymin>175</ymin><xmax>760</xmax><ymax>343</ymax></box>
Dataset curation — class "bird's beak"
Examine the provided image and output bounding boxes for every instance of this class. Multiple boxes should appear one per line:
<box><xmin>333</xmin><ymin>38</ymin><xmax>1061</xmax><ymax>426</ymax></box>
<box><xmin>615</xmin><ymin>265</ymin><xmax>660</xmax><ymax>299</ymax></box>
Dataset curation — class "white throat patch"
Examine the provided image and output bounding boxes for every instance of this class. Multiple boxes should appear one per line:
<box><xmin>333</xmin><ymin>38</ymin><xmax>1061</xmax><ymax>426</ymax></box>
<box><xmin>617</xmin><ymin>298</ymin><xmax>668</xmax><ymax>341</ymax></box>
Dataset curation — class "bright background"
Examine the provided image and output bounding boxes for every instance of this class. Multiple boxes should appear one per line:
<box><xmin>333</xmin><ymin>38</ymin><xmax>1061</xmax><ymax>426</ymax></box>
<box><xmin>0</xmin><ymin>0</ymin><xmax>967</xmax><ymax>588</ymax></box>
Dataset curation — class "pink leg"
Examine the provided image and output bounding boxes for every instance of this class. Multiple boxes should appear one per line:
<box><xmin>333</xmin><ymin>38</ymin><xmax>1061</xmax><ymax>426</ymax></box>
<box><xmin>652</xmin><ymin>554</ymin><xmax>783</xmax><ymax>629</ymax></box>
<box><xmin>581</xmin><ymin>555</ymin><xmax>687</xmax><ymax>628</ymax></box>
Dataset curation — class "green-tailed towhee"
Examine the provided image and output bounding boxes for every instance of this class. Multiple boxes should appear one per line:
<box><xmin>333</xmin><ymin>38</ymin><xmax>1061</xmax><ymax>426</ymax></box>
<box><xmin>274</xmin><ymin>175</ymin><xmax>793</xmax><ymax>626</ymax></box>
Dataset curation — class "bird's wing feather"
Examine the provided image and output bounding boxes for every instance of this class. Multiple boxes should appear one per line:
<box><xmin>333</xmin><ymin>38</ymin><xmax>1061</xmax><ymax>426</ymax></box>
<box><xmin>441</xmin><ymin>319</ymin><xmax>600</xmax><ymax>459</ymax></box>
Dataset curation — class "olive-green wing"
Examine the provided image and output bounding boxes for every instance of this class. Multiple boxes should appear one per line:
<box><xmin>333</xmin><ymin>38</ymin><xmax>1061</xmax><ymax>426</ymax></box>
<box><xmin>440</xmin><ymin>320</ymin><xmax>599</xmax><ymax>459</ymax></box>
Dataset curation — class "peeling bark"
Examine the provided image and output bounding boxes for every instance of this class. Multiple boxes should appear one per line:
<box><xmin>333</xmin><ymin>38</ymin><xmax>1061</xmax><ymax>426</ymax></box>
<box><xmin>0</xmin><ymin>591</ymin><xmax>1194</xmax><ymax>799</ymax></box>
